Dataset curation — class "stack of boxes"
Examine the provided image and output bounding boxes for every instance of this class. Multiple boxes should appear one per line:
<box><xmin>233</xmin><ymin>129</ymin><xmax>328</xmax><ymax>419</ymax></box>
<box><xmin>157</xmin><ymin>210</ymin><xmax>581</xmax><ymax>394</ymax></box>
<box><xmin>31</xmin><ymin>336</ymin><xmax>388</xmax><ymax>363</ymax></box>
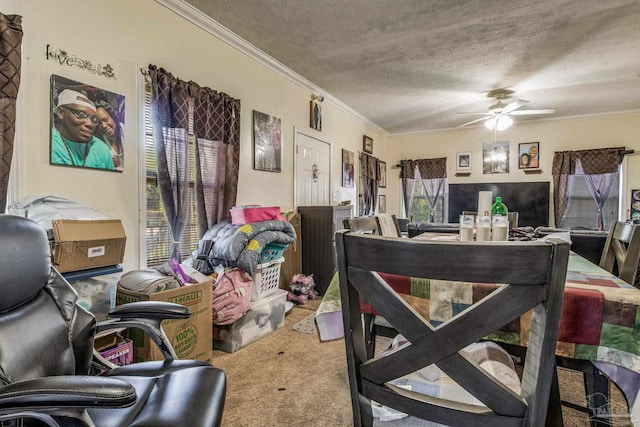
<box><xmin>50</xmin><ymin>218</ymin><xmax>214</xmax><ymax>365</ymax></box>
<box><xmin>213</xmin><ymin>243</ymin><xmax>288</xmax><ymax>353</ymax></box>
<box><xmin>50</xmin><ymin>219</ymin><xmax>133</xmax><ymax>367</ymax></box>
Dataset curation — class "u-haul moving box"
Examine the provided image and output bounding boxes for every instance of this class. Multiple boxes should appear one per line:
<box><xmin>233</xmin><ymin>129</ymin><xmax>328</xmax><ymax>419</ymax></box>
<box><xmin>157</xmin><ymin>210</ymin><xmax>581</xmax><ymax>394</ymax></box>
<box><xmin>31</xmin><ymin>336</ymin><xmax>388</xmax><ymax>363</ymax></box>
<box><xmin>51</xmin><ymin>219</ymin><xmax>126</xmax><ymax>273</ymax></box>
<box><xmin>116</xmin><ymin>279</ymin><xmax>212</xmax><ymax>363</ymax></box>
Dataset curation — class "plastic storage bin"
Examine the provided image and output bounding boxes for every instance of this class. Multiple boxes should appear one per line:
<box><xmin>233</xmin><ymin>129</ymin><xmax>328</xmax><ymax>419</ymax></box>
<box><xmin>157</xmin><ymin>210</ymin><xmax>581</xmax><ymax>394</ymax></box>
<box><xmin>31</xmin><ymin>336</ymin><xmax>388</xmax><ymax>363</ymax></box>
<box><xmin>251</xmin><ymin>257</ymin><xmax>285</xmax><ymax>301</ymax></box>
<box><xmin>68</xmin><ymin>273</ymin><xmax>120</xmax><ymax>321</ymax></box>
<box><xmin>213</xmin><ymin>289</ymin><xmax>287</xmax><ymax>353</ymax></box>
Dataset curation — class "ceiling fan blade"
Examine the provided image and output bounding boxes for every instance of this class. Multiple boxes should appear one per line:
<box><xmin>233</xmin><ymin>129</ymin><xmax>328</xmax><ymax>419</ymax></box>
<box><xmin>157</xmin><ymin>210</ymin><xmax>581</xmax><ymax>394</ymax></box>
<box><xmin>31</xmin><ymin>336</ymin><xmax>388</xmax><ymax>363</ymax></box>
<box><xmin>503</xmin><ymin>99</ymin><xmax>529</xmax><ymax>113</ymax></box>
<box><xmin>510</xmin><ymin>108</ymin><xmax>556</xmax><ymax>115</ymax></box>
<box><xmin>456</xmin><ymin>112</ymin><xmax>493</xmax><ymax>116</ymax></box>
<box><xmin>458</xmin><ymin>116</ymin><xmax>493</xmax><ymax>127</ymax></box>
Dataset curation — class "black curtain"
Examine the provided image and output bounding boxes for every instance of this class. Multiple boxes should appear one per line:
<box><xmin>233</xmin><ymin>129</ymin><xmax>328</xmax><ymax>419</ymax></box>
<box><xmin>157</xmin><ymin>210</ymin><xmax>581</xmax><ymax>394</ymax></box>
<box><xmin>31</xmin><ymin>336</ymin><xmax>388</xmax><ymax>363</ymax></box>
<box><xmin>0</xmin><ymin>13</ymin><xmax>22</xmax><ymax>212</ymax></box>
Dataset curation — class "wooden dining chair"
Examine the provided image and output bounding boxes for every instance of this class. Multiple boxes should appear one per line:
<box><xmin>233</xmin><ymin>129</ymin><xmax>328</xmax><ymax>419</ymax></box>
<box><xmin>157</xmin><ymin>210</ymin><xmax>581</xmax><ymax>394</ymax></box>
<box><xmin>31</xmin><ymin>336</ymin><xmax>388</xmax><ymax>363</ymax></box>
<box><xmin>599</xmin><ymin>220</ymin><xmax>640</xmax><ymax>287</ymax></box>
<box><xmin>344</xmin><ymin>216</ymin><xmax>379</xmax><ymax>234</ymax></box>
<box><xmin>552</xmin><ymin>220</ymin><xmax>640</xmax><ymax>426</ymax></box>
<box><xmin>336</xmin><ymin>231</ymin><xmax>570</xmax><ymax>427</ymax></box>
<box><xmin>395</xmin><ymin>217</ymin><xmax>411</xmax><ymax>237</ymax></box>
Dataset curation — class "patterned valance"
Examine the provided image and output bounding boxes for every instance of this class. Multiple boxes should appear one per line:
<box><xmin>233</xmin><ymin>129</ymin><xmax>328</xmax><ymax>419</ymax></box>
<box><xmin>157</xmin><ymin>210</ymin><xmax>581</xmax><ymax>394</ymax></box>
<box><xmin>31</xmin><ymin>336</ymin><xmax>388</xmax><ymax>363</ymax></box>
<box><xmin>400</xmin><ymin>158</ymin><xmax>447</xmax><ymax>179</ymax></box>
<box><xmin>552</xmin><ymin>147</ymin><xmax>625</xmax><ymax>176</ymax></box>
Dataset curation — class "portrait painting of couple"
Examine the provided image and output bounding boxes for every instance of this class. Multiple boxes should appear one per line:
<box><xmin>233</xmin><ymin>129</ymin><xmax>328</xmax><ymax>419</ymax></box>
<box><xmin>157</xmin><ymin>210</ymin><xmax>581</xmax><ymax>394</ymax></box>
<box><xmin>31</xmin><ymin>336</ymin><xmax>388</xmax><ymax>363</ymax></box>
<box><xmin>50</xmin><ymin>74</ymin><xmax>125</xmax><ymax>172</ymax></box>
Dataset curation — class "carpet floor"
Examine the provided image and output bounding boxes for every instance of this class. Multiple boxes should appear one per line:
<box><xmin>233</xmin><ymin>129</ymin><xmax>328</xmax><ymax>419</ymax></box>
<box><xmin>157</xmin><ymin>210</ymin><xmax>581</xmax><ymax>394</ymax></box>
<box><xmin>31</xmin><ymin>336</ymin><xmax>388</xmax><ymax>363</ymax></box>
<box><xmin>212</xmin><ymin>299</ymin><xmax>631</xmax><ymax>426</ymax></box>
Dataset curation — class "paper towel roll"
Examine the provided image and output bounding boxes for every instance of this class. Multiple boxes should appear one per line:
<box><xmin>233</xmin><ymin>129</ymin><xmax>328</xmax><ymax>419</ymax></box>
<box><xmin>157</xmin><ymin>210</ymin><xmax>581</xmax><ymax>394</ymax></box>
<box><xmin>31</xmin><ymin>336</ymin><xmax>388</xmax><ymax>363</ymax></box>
<box><xmin>478</xmin><ymin>191</ymin><xmax>493</xmax><ymax>217</ymax></box>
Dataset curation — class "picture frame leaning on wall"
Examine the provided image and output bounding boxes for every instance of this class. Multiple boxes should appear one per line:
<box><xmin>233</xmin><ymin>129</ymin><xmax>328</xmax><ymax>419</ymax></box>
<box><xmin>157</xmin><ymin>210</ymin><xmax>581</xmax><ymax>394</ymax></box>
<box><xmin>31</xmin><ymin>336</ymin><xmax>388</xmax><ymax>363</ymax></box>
<box><xmin>379</xmin><ymin>160</ymin><xmax>387</xmax><ymax>188</ymax></box>
<box><xmin>456</xmin><ymin>152</ymin><xmax>471</xmax><ymax>171</ymax></box>
<box><xmin>518</xmin><ymin>142</ymin><xmax>539</xmax><ymax>169</ymax></box>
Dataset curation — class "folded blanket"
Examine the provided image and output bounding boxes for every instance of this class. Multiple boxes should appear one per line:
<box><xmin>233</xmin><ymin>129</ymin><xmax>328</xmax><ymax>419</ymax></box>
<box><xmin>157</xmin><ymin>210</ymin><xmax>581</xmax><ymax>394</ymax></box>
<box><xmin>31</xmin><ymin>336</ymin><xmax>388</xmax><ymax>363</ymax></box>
<box><xmin>196</xmin><ymin>219</ymin><xmax>296</xmax><ymax>275</ymax></box>
<box><xmin>377</xmin><ymin>214</ymin><xmax>399</xmax><ymax>237</ymax></box>
<box><xmin>119</xmin><ymin>269</ymin><xmax>180</xmax><ymax>294</ymax></box>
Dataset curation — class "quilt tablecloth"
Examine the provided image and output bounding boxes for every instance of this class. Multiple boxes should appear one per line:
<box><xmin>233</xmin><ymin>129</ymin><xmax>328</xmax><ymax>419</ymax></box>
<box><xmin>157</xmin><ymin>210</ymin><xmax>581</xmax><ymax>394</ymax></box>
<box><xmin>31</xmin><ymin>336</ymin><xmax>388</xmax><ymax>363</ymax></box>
<box><xmin>315</xmin><ymin>252</ymin><xmax>640</xmax><ymax>424</ymax></box>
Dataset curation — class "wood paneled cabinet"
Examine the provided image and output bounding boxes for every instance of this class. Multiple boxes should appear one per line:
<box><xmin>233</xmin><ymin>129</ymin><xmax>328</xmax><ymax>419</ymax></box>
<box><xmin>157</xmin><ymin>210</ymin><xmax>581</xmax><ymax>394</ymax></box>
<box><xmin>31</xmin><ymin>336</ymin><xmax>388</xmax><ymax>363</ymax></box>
<box><xmin>298</xmin><ymin>205</ymin><xmax>353</xmax><ymax>295</ymax></box>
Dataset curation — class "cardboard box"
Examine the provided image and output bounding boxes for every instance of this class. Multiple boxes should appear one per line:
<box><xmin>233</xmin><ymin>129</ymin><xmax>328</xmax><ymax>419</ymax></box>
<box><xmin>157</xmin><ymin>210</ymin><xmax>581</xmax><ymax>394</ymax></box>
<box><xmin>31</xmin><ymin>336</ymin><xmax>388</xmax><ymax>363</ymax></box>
<box><xmin>96</xmin><ymin>333</ymin><xmax>134</xmax><ymax>367</ymax></box>
<box><xmin>214</xmin><ymin>289</ymin><xmax>287</xmax><ymax>353</ymax></box>
<box><xmin>52</xmin><ymin>219</ymin><xmax>126</xmax><ymax>273</ymax></box>
<box><xmin>116</xmin><ymin>279</ymin><xmax>212</xmax><ymax>363</ymax></box>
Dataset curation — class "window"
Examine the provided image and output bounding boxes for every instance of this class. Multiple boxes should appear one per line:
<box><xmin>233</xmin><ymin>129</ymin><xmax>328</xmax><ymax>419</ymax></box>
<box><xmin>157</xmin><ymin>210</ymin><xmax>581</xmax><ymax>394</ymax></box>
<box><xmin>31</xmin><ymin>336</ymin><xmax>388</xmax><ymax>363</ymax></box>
<box><xmin>560</xmin><ymin>167</ymin><xmax>620</xmax><ymax>230</ymax></box>
<box><xmin>405</xmin><ymin>179</ymin><xmax>445</xmax><ymax>223</ymax></box>
<box><xmin>143</xmin><ymin>77</ymin><xmax>199</xmax><ymax>267</ymax></box>
<box><xmin>400</xmin><ymin>158</ymin><xmax>447</xmax><ymax>223</ymax></box>
<box><xmin>553</xmin><ymin>148</ymin><xmax>624</xmax><ymax>231</ymax></box>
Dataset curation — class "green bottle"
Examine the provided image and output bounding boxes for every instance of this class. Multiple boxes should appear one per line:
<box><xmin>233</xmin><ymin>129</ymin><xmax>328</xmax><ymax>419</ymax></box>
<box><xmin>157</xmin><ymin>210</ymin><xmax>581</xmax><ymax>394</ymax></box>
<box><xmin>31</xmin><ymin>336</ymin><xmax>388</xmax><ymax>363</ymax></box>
<box><xmin>491</xmin><ymin>197</ymin><xmax>509</xmax><ymax>241</ymax></box>
<box><xmin>491</xmin><ymin>197</ymin><xmax>508</xmax><ymax>216</ymax></box>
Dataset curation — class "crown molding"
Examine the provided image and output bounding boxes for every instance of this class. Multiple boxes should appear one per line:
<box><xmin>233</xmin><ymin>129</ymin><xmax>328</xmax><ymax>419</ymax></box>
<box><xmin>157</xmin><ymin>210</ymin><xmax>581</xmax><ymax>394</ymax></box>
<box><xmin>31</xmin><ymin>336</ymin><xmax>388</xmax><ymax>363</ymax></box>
<box><xmin>155</xmin><ymin>0</ymin><xmax>386</xmax><ymax>135</ymax></box>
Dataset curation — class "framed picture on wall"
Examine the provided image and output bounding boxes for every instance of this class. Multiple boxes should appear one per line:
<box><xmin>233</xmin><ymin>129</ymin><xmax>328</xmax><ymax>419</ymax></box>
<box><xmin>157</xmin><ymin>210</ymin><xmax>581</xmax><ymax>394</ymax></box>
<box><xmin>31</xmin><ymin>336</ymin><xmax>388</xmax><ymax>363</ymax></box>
<box><xmin>50</xmin><ymin>74</ymin><xmax>125</xmax><ymax>172</ymax></box>
<box><xmin>379</xmin><ymin>194</ymin><xmax>386</xmax><ymax>213</ymax></box>
<box><xmin>342</xmin><ymin>149</ymin><xmax>355</xmax><ymax>187</ymax></box>
<box><xmin>363</xmin><ymin>135</ymin><xmax>373</xmax><ymax>154</ymax></box>
<box><xmin>310</xmin><ymin>100</ymin><xmax>322</xmax><ymax>131</ymax></box>
<box><xmin>518</xmin><ymin>142</ymin><xmax>540</xmax><ymax>169</ymax></box>
<box><xmin>253</xmin><ymin>110</ymin><xmax>282</xmax><ymax>172</ymax></box>
<box><xmin>379</xmin><ymin>161</ymin><xmax>387</xmax><ymax>188</ymax></box>
<box><xmin>482</xmin><ymin>141</ymin><xmax>509</xmax><ymax>174</ymax></box>
<box><xmin>456</xmin><ymin>152</ymin><xmax>471</xmax><ymax>171</ymax></box>
<box><xmin>631</xmin><ymin>189</ymin><xmax>640</xmax><ymax>220</ymax></box>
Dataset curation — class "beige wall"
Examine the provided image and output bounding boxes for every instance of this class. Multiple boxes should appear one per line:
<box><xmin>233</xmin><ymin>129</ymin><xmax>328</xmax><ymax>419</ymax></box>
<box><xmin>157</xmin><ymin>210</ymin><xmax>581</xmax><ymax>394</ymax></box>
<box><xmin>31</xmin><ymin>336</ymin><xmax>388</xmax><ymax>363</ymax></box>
<box><xmin>386</xmin><ymin>113</ymin><xmax>640</xmax><ymax>223</ymax></box>
<box><xmin>3</xmin><ymin>0</ymin><xmax>638</xmax><ymax>271</ymax></box>
<box><xmin>3</xmin><ymin>0</ymin><xmax>387</xmax><ymax>270</ymax></box>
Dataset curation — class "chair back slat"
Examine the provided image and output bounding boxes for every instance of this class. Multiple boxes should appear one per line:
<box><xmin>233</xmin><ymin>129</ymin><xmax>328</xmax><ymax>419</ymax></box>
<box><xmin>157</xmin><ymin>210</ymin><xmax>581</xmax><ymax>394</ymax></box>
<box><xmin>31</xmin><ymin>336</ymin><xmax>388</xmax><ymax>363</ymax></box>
<box><xmin>344</xmin><ymin>217</ymin><xmax>379</xmax><ymax>234</ymax></box>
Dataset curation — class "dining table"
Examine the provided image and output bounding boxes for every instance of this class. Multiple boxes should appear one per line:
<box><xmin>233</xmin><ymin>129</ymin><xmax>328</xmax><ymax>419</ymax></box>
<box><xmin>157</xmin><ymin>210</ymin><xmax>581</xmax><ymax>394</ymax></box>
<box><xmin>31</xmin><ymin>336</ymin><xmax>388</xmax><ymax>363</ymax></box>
<box><xmin>315</xmin><ymin>232</ymin><xmax>640</xmax><ymax>426</ymax></box>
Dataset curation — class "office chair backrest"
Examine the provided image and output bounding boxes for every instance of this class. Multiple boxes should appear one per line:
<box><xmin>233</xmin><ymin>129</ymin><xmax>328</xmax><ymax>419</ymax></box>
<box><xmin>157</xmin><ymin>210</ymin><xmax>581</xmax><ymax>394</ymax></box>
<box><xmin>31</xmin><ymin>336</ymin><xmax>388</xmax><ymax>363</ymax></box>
<box><xmin>599</xmin><ymin>221</ymin><xmax>640</xmax><ymax>286</ymax></box>
<box><xmin>0</xmin><ymin>215</ymin><xmax>95</xmax><ymax>381</ymax></box>
<box><xmin>335</xmin><ymin>231</ymin><xmax>570</xmax><ymax>427</ymax></box>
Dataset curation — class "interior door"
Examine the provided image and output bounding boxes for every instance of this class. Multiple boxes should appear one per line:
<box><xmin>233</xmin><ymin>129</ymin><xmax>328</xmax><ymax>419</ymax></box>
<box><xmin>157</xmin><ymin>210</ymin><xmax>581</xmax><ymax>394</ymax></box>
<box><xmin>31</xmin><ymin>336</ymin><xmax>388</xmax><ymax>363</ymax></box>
<box><xmin>294</xmin><ymin>129</ymin><xmax>331</xmax><ymax>206</ymax></box>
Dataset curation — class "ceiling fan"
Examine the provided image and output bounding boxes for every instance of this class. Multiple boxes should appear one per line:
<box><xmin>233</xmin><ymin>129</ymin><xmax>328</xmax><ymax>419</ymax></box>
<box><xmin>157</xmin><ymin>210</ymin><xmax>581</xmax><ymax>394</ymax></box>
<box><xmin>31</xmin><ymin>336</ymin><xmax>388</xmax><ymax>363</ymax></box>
<box><xmin>458</xmin><ymin>89</ymin><xmax>556</xmax><ymax>130</ymax></box>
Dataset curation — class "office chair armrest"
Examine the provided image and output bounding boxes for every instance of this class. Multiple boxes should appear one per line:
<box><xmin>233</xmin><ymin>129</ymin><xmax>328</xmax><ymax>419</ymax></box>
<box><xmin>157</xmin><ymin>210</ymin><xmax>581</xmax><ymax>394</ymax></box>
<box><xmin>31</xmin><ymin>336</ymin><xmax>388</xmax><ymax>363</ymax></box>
<box><xmin>108</xmin><ymin>301</ymin><xmax>191</xmax><ymax>320</ymax></box>
<box><xmin>0</xmin><ymin>375</ymin><xmax>136</xmax><ymax>409</ymax></box>
<box><xmin>94</xmin><ymin>301</ymin><xmax>192</xmax><ymax>362</ymax></box>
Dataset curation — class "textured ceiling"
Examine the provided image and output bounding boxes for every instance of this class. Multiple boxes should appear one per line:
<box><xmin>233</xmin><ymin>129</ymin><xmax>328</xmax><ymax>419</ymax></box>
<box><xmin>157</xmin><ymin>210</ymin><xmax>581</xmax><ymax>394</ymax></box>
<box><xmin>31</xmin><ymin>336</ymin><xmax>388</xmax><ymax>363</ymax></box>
<box><xmin>181</xmin><ymin>0</ymin><xmax>640</xmax><ymax>134</ymax></box>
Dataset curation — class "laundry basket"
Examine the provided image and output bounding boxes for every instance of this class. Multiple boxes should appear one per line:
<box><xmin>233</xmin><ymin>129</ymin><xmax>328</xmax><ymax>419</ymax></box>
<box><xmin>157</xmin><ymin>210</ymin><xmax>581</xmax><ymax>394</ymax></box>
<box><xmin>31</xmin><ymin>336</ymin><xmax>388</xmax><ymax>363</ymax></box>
<box><xmin>251</xmin><ymin>257</ymin><xmax>285</xmax><ymax>301</ymax></box>
<box><xmin>259</xmin><ymin>242</ymin><xmax>288</xmax><ymax>264</ymax></box>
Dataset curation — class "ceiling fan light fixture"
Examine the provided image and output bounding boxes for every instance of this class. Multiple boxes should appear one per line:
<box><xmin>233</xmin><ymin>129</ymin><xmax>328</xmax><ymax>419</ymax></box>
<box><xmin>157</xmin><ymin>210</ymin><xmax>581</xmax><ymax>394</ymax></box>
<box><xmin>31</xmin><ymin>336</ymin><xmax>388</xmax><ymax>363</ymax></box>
<box><xmin>496</xmin><ymin>115</ymin><xmax>513</xmax><ymax>130</ymax></box>
<box><xmin>484</xmin><ymin>115</ymin><xmax>513</xmax><ymax>131</ymax></box>
<box><xmin>484</xmin><ymin>117</ymin><xmax>497</xmax><ymax>130</ymax></box>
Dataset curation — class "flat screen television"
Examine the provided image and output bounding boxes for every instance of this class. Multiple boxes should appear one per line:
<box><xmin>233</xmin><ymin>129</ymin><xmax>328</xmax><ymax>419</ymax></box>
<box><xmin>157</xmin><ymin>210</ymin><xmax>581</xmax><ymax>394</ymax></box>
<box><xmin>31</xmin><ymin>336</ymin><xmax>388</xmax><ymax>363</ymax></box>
<box><xmin>448</xmin><ymin>182</ymin><xmax>550</xmax><ymax>228</ymax></box>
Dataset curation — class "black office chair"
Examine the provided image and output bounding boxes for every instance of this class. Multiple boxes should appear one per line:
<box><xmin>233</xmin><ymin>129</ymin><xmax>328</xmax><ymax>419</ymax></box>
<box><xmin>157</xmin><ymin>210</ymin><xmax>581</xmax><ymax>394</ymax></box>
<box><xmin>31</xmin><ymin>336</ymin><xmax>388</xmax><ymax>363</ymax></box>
<box><xmin>0</xmin><ymin>214</ymin><xmax>226</xmax><ymax>427</ymax></box>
